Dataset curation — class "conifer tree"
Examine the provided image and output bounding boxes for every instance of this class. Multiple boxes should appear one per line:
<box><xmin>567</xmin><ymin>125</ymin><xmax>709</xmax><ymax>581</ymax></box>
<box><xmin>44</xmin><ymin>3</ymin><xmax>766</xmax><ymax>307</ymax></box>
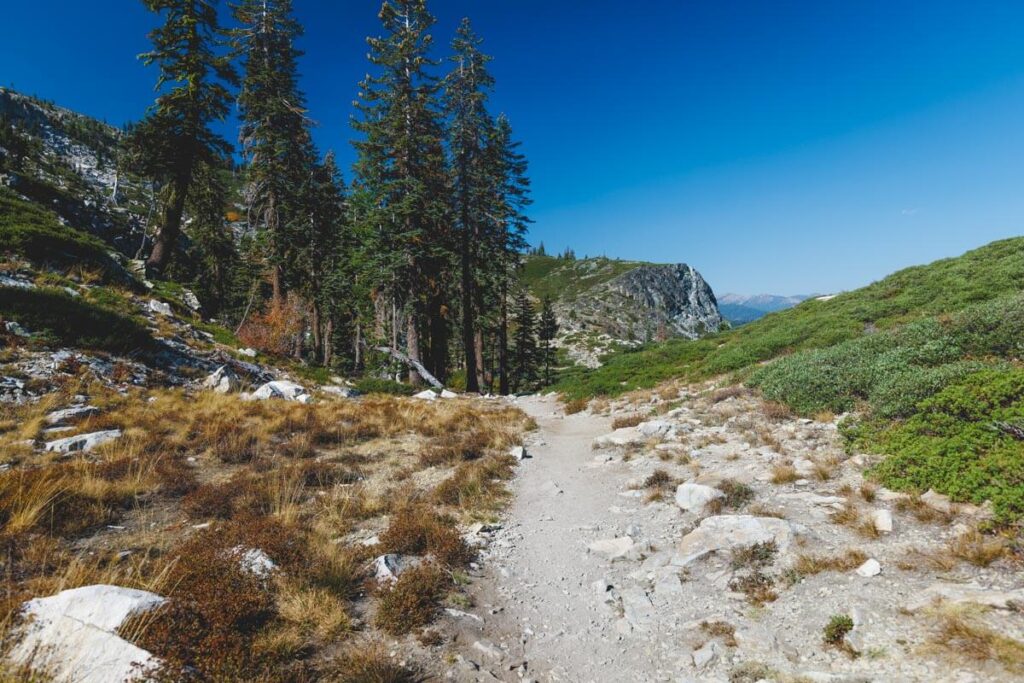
<box><xmin>134</xmin><ymin>0</ymin><xmax>238</xmax><ymax>276</ymax></box>
<box><xmin>444</xmin><ymin>17</ymin><xmax>494</xmax><ymax>393</ymax></box>
<box><xmin>537</xmin><ymin>296</ymin><xmax>559</xmax><ymax>385</ymax></box>
<box><xmin>485</xmin><ymin>114</ymin><xmax>531</xmax><ymax>394</ymax></box>
<box><xmin>232</xmin><ymin>0</ymin><xmax>316</xmax><ymax>304</ymax></box>
<box><xmin>352</xmin><ymin>0</ymin><xmax>450</xmax><ymax>385</ymax></box>
<box><xmin>510</xmin><ymin>289</ymin><xmax>537</xmax><ymax>392</ymax></box>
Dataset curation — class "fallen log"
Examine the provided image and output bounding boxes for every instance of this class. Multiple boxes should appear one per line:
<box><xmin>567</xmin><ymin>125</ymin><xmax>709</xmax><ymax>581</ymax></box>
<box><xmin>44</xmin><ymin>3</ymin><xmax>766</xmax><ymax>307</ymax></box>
<box><xmin>375</xmin><ymin>346</ymin><xmax>444</xmax><ymax>390</ymax></box>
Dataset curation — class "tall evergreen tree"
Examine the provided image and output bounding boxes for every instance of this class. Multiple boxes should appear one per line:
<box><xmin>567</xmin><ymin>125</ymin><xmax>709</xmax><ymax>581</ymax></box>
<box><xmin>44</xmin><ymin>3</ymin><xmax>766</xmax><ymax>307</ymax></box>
<box><xmin>485</xmin><ymin>114</ymin><xmax>531</xmax><ymax>394</ymax></box>
<box><xmin>352</xmin><ymin>0</ymin><xmax>450</xmax><ymax>385</ymax></box>
<box><xmin>537</xmin><ymin>296</ymin><xmax>559</xmax><ymax>385</ymax></box>
<box><xmin>133</xmin><ymin>0</ymin><xmax>238</xmax><ymax>276</ymax></box>
<box><xmin>510</xmin><ymin>289</ymin><xmax>537</xmax><ymax>392</ymax></box>
<box><xmin>444</xmin><ymin>17</ymin><xmax>494</xmax><ymax>393</ymax></box>
<box><xmin>232</xmin><ymin>0</ymin><xmax>316</xmax><ymax>304</ymax></box>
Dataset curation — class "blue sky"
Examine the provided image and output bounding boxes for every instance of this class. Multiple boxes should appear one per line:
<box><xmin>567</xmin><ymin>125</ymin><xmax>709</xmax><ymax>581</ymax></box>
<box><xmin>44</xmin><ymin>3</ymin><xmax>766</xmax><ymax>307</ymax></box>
<box><xmin>3</xmin><ymin>1</ymin><xmax>1024</xmax><ymax>295</ymax></box>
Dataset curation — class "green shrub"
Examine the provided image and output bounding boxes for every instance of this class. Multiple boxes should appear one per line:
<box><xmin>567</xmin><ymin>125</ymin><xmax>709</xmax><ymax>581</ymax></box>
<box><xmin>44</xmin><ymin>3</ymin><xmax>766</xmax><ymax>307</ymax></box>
<box><xmin>1</xmin><ymin>287</ymin><xmax>152</xmax><ymax>353</ymax></box>
<box><xmin>0</xmin><ymin>187</ymin><xmax>123</xmax><ymax>279</ymax></box>
<box><xmin>354</xmin><ymin>377</ymin><xmax>414</xmax><ymax>396</ymax></box>
<box><xmin>823</xmin><ymin>614</ymin><xmax>854</xmax><ymax>645</ymax></box>
<box><xmin>857</xmin><ymin>368</ymin><xmax>1024</xmax><ymax>523</ymax></box>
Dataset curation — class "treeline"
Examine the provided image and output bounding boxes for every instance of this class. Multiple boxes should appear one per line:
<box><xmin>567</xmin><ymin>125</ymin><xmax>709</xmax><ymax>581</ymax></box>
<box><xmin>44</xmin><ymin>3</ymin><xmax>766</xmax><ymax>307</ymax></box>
<box><xmin>125</xmin><ymin>0</ymin><xmax>554</xmax><ymax>392</ymax></box>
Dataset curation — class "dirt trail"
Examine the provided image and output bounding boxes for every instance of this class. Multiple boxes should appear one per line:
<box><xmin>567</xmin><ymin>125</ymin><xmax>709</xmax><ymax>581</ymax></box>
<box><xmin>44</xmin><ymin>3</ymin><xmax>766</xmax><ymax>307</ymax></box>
<box><xmin>452</xmin><ymin>394</ymin><xmax>680</xmax><ymax>682</ymax></box>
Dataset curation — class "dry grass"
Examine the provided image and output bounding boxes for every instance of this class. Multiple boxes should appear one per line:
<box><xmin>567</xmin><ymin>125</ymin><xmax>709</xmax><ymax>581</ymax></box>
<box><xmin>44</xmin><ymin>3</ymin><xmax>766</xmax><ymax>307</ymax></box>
<box><xmin>374</xmin><ymin>562</ymin><xmax>451</xmax><ymax>636</ymax></box>
<box><xmin>924</xmin><ymin>604</ymin><xmax>1024</xmax><ymax>675</ymax></box>
<box><xmin>0</xmin><ymin>385</ymin><xmax>531</xmax><ymax>680</ymax></box>
<box><xmin>700</xmin><ymin>619</ymin><xmax>737</xmax><ymax>647</ymax></box>
<box><xmin>895</xmin><ymin>494</ymin><xmax>954</xmax><ymax>525</ymax></box>
<box><xmin>830</xmin><ymin>500</ymin><xmax>880</xmax><ymax>538</ymax></box>
<box><xmin>793</xmin><ymin>548</ymin><xmax>868</xmax><ymax>575</ymax></box>
<box><xmin>563</xmin><ymin>398</ymin><xmax>589</xmax><ymax>415</ymax></box>
<box><xmin>769</xmin><ymin>463</ymin><xmax>798</xmax><ymax>485</ymax></box>
<box><xmin>611</xmin><ymin>414</ymin><xmax>644</xmax><ymax>430</ymax></box>
<box><xmin>709</xmin><ymin>386</ymin><xmax>745</xmax><ymax>404</ymax></box>
<box><xmin>898</xmin><ymin>529</ymin><xmax>1008</xmax><ymax>571</ymax></box>
<box><xmin>761</xmin><ymin>401</ymin><xmax>792</xmax><ymax>421</ymax></box>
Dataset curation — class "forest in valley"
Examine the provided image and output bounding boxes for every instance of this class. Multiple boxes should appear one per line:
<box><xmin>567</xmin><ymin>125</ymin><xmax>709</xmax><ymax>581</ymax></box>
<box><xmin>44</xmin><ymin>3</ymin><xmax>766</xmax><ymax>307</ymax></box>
<box><xmin>125</xmin><ymin>0</ymin><xmax>557</xmax><ymax>394</ymax></box>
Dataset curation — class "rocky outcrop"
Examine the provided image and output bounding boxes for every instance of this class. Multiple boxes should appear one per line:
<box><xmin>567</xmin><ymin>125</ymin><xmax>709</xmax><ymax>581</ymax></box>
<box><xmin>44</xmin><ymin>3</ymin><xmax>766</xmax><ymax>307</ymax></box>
<box><xmin>549</xmin><ymin>262</ymin><xmax>722</xmax><ymax>367</ymax></box>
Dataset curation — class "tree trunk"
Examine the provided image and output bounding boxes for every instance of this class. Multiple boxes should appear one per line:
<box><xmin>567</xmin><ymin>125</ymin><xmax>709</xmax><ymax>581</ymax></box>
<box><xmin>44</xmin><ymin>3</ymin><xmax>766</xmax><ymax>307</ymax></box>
<box><xmin>429</xmin><ymin>294</ymin><xmax>448</xmax><ymax>384</ymax></box>
<box><xmin>498</xmin><ymin>281</ymin><xmax>509</xmax><ymax>395</ymax></box>
<box><xmin>145</xmin><ymin>172</ymin><xmax>189</xmax><ymax>276</ymax></box>
<box><xmin>311</xmin><ymin>301</ymin><xmax>323</xmax><ymax>364</ymax></box>
<box><xmin>406</xmin><ymin>293</ymin><xmax>423</xmax><ymax>387</ymax></box>
<box><xmin>324</xmin><ymin>317</ymin><xmax>334</xmax><ymax>368</ymax></box>
<box><xmin>460</xmin><ymin>239</ymin><xmax>479</xmax><ymax>392</ymax></box>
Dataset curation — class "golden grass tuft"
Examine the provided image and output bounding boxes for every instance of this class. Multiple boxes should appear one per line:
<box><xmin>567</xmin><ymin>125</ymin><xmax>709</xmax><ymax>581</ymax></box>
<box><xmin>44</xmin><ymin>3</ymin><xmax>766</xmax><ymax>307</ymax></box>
<box><xmin>769</xmin><ymin>463</ymin><xmax>798</xmax><ymax>485</ymax></box>
<box><xmin>924</xmin><ymin>604</ymin><xmax>1024</xmax><ymax>674</ymax></box>
<box><xmin>793</xmin><ymin>548</ymin><xmax>868</xmax><ymax>575</ymax></box>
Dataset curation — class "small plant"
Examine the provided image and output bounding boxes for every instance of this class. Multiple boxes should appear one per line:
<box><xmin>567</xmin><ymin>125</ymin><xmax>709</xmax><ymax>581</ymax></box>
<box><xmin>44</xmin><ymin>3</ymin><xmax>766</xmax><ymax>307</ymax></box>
<box><xmin>700</xmin><ymin>620</ymin><xmax>737</xmax><ymax>647</ymax></box>
<box><xmin>770</xmin><ymin>463</ymin><xmax>798</xmax><ymax>484</ymax></box>
<box><xmin>823</xmin><ymin>614</ymin><xmax>854</xmax><ymax>646</ymax></box>
<box><xmin>642</xmin><ymin>469</ymin><xmax>674</xmax><ymax>489</ymax></box>
<box><xmin>794</xmin><ymin>548</ymin><xmax>868</xmax><ymax>575</ymax></box>
<box><xmin>611</xmin><ymin>414</ymin><xmax>644</xmax><ymax>430</ymax></box>
<box><xmin>563</xmin><ymin>398</ymin><xmax>589</xmax><ymax>415</ymax></box>
<box><xmin>374</xmin><ymin>562</ymin><xmax>450</xmax><ymax>635</ymax></box>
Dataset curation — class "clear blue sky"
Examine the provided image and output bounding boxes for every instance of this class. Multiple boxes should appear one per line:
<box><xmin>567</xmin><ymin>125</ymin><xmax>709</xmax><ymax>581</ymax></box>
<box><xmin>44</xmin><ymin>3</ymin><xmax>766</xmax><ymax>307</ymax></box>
<box><xmin>3</xmin><ymin>1</ymin><xmax>1024</xmax><ymax>295</ymax></box>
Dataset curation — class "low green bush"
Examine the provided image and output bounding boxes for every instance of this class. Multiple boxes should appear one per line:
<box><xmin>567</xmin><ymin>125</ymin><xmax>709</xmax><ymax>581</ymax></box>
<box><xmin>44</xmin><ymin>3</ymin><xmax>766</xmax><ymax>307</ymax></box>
<box><xmin>856</xmin><ymin>368</ymin><xmax>1024</xmax><ymax>523</ymax></box>
<box><xmin>0</xmin><ymin>187</ymin><xmax>122</xmax><ymax>279</ymax></box>
<box><xmin>353</xmin><ymin>377</ymin><xmax>414</xmax><ymax>396</ymax></box>
<box><xmin>1</xmin><ymin>287</ymin><xmax>152</xmax><ymax>353</ymax></box>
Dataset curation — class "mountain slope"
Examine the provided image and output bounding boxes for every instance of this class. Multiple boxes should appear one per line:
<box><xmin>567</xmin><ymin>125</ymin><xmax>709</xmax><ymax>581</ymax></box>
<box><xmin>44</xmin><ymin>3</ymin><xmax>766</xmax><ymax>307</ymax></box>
<box><xmin>521</xmin><ymin>255</ymin><xmax>722</xmax><ymax>366</ymax></box>
<box><xmin>556</xmin><ymin>237</ymin><xmax>1024</xmax><ymax>397</ymax></box>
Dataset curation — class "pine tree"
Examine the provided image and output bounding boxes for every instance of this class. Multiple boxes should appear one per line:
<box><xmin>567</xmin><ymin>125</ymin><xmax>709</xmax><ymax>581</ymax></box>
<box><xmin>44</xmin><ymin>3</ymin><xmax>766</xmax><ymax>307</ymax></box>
<box><xmin>133</xmin><ymin>0</ymin><xmax>238</xmax><ymax>276</ymax></box>
<box><xmin>352</xmin><ymin>0</ymin><xmax>450</xmax><ymax>385</ymax></box>
<box><xmin>510</xmin><ymin>289</ymin><xmax>537</xmax><ymax>392</ymax></box>
<box><xmin>444</xmin><ymin>17</ymin><xmax>495</xmax><ymax>393</ymax></box>
<box><xmin>232</xmin><ymin>0</ymin><xmax>317</xmax><ymax>304</ymax></box>
<box><xmin>537</xmin><ymin>296</ymin><xmax>559</xmax><ymax>385</ymax></box>
<box><xmin>484</xmin><ymin>114</ymin><xmax>531</xmax><ymax>394</ymax></box>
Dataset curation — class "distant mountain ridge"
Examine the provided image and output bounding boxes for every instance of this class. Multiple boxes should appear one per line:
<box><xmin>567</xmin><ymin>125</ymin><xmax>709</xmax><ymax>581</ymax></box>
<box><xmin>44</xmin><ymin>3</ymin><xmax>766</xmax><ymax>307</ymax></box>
<box><xmin>718</xmin><ymin>292</ymin><xmax>815</xmax><ymax>325</ymax></box>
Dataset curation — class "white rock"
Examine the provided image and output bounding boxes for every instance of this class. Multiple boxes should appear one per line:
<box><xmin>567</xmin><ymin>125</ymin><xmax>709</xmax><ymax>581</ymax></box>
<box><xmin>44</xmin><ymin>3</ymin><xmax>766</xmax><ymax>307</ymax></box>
<box><xmin>674</xmin><ymin>515</ymin><xmax>809</xmax><ymax>566</ymax></box>
<box><xmin>372</xmin><ymin>553</ymin><xmax>420</xmax><ymax>583</ymax></box>
<box><xmin>5</xmin><ymin>321</ymin><xmax>30</xmax><ymax>337</ymax></box>
<box><xmin>509</xmin><ymin>445</ymin><xmax>529</xmax><ymax>460</ymax></box>
<box><xmin>322</xmin><ymin>385</ymin><xmax>357</xmax><ymax>398</ymax></box>
<box><xmin>855</xmin><ymin>558</ymin><xmax>881</xmax><ymax>577</ymax></box>
<box><xmin>921</xmin><ymin>489</ymin><xmax>954</xmax><ymax>514</ymax></box>
<box><xmin>593</xmin><ymin>427</ymin><xmax>644</xmax><ymax>449</ymax></box>
<box><xmin>674</xmin><ymin>483</ymin><xmax>724</xmax><ymax>512</ymax></box>
<box><xmin>44</xmin><ymin>430</ymin><xmax>122</xmax><ymax>454</ymax></box>
<box><xmin>251</xmin><ymin>380</ymin><xmax>308</xmax><ymax>402</ymax></box>
<box><xmin>234</xmin><ymin>547</ymin><xmax>277</xmax><ymax>578</ymax></box>
<box><xmin>414</xmin><ymin>389</ymin><xmax>438</xmax><ymax>401</ymax></box>
<box><xmin>691</xmin><ymin>640</ymin><xmax>719</xmax><ymax>671</ymax></box>
<box><xmin>182</xmin><ymin>289</ymin><xmax>202</xmax><ymax>312</ymax></box>
<box><xmin>202</xmin><ymin>365</ymin><xmax>238</xmax><ymax>394</ymax></box>
<box><xmin>8</xmin><ymin>585</ymin><xmax>164</xmax><ymax>683</ymax></box>
<box><xmin>148</xmin><ymin>299</ymin><xmax>172</xmax><ymax>316</ymax></box>
<box><xmin>870</xmin><ymin>509</ymin><xmax>893</xmax><ymax>534</ymax></box>
<box><xmin>588</xmin><ymin>537</ymin><xmax>635</xmax><ymax>561</ymax></box>
<box><xmin>238</xmin><ymin>347</ymin><xmax>258</xmax><ymax>358</ymax></box>
<box><xmin>44</xmin><ymin>405</ymin><xmax>99</xmax><ymax>426</ymax></box>
<box><xmin>637</xmin><ymin>420</ymin><xmax>673</xmax><ymax>438</ymax></box>
<box><xmin>440</xmin><ymin>389</ymin><xmax>458</xmax><ymax>399</ymax></box>
<box><xmin>904</xmin><ymin>582</ymin><xmax>1024</xmax><ymax>612</ymax></box>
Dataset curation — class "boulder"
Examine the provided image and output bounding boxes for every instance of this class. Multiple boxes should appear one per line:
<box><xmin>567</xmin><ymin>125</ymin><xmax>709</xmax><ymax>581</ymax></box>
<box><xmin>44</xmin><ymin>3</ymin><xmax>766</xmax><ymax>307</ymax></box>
<box><xmin>251</xmin><ymin>380</ymin><xmax>309</xmax><ymax>402</ymax></box>
<box><xmin>674</xmin><ymin>515</ymin><xmax>809</xmax><ymax>566</ymax></box>
<box><xmin>440</xmin><ymin>389</ymin><xmax>458</xmax><ymax>399</ymax></box>
<box><xmin>372</xmin><ymin>553</ymin><xmax>420</xmax><ymax>583</ymax></box>
<box><xmin>855</xmin><ymin>558</ymin><xmax>881</xmax><ymax>577</ymax></box>
<box><xmin>182</xmin><ymin>289</ymin><xmax>202</xmax><ymax>312</ymax></box>
<box><xmin>588</xmin><ymin>536</ymin><xmax>635</xmax><ymax>561</ymax></box>
<box><xmin>593</xmin><ymin>427</ymin><xmax>644</xmax><ymax>449</ymax></box>
<box><xmin>637</xmin><ymin>420</ymin><xmax>673</xmax><ymax>438</ymax></box>
<box><xmin>921</xmin><ymin>489</ymin><xmax>954</xmax><ymax>514</ymax></box>
<box><xmin>44</xmin><ymin>430</ymin><xmax>122</xmax><ymax>454</ymax></box>
<box><xmin>8</xmin><ymin>584</ymin><xmax>164</xmax><ymax>683</ymax></box>
<box><xmin>148</xmin><ymin>299</ymin><xmax>172</xmax><ymax>316</ymax></box>
<box><xmin>414</xmin><ymin>389</ymin><xmax>438</xmax><ymax>401</ymax></box>
<box><xmin>904</xmin><ymin>582</ymin><xmax>1024</xmax><ymax>613</ymax></box>
<box><xmin>44</xmin><ymin>405</ymin><xmax>99</xmax><ymax>426</ymax></box>
<box><xmin>234</xmin><ymin>547</ymin><xmax>277</xmax><ymax>578</ymax></box>
<box><xmin>509</xmin><ymin>445</ymin><xmax>529</xmax><ymax>460</ymax></box>
<box><xmin>674</xmin><ymin>483</ymin><xmax>724</xmax><ymax>512</ymax></box>
<box><xmin>5</xmin><ymin>321</ymin><xmax>30</xmax><ymax>337</ymax></box>
<box><xmin>238</xmin><ymin>347</ymin><xmax>258</xmax><ymax>358</ymax></box>
<box><xmin>202</xmin><ymin>365</ymin><xmax>239</xmax><ymax>394</ymax></box>
<box><xmin>870</xmin><ymin>509</ymin><xmax>893</xmax><ymax>534</ymax></box>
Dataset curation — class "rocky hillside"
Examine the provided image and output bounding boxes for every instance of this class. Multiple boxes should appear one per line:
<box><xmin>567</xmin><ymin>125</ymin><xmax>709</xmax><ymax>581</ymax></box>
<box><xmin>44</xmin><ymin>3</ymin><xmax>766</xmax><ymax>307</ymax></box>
<box><xmin>521</xmin><ymin>255</ymin><xmax>722</xmax><ymax>367</ymax></box>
